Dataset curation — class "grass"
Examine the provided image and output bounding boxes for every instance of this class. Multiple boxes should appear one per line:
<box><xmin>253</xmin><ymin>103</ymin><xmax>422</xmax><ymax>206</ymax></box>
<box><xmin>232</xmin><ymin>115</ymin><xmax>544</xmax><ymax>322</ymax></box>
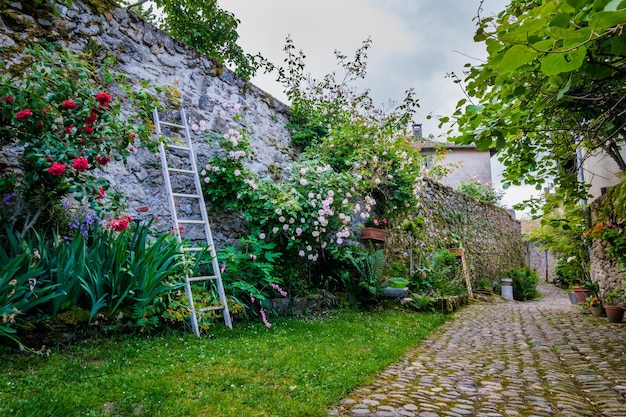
<box><xmin>0</xmin><ymin>309</ymin><xmax>446</xmax><ymax>417</ymax></box>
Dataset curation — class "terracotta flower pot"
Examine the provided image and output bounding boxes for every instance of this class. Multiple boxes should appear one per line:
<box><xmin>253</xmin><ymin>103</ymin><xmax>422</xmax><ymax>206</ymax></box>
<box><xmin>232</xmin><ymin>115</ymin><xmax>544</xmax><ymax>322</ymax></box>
<box><xmin>573</xmin><ymin>287</ymin><xmax>591</xmax><ymax>303</ymax></box>
<box><xmin>361</xmin><ymin>227</ymin><xmax>386</xmax><ymax>243</ymax></box>
<box><xmin>604</xmin><ymin>305</ymin><xmax>625</xmax><ymax>323</ymax></box>
<box><xmin>590</xmin><ymin>306</ymin><xmax>604</xmax><ymax>317</ymax></box>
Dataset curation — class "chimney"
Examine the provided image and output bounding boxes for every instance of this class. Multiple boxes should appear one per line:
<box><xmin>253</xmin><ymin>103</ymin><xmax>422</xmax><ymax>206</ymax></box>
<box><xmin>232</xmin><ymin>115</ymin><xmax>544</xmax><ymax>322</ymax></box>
<box><xmin>412</xmin><ymin>123</ymin><xmax>423</xmax><ymax>139</ymax></box>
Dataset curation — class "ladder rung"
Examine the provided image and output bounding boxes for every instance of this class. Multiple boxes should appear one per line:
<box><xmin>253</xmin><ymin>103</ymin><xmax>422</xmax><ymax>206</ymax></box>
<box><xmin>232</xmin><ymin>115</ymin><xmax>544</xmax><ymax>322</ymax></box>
<box><xmin>178</xmin><ymin>219</ymin><xmax>205</xmax><ymax>224</ymax></box>
<box><xmin>168</xmin><ymin>144</ymin><xmax>190</xmax><ymax>151</ymax></box>
<box><xmin>172</xmin><ymin>192</ymin><xmax>201</xmax><ymax>199</ymax></box>
<box><xmin>160</xmin><ymin>121</ymin><xmax>185</xmax><ymax>129</ymax></box>
<box><xmin>168</xmin><ymin>168</ymin><xmax>195</xmax><ymax>174</ymax></box>
<box><xmin>187</xmin><ymin>275</ymin><xmax>218</xmax><ymax>282</ymax></box>
<box><xmin>197</xmin><ymin>305</ymin><xmax>224</xmax><ymax>313</ymax></box>
<box><xmin>181</xmin><ymin>247</ymin><xmax>207</xmax><ymax>252</ymax></box>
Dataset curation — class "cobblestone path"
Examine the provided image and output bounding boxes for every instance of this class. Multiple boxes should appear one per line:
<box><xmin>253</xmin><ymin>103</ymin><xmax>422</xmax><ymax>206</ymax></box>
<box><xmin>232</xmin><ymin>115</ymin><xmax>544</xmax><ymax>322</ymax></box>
<box><xmin>331</xmin><ymin>283</ymin><xmax>626</xmax><ymax>417</ymax></box>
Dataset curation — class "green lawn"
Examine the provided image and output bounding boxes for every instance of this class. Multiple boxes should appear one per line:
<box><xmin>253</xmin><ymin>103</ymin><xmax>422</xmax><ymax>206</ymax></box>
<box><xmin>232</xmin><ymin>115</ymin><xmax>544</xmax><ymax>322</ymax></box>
<box><xmin>0</xmin><ymin>310</ymin><xmax>446</xmax><ymax>417</ymax></box>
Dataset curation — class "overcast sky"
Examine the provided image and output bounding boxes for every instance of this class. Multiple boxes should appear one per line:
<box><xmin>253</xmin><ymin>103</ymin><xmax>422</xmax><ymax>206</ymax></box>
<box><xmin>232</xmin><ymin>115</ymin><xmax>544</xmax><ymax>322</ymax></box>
<box><xmin>219</xmin><ymin>0</ymin><xmax>537</xmax><ymax>214</ymax></box>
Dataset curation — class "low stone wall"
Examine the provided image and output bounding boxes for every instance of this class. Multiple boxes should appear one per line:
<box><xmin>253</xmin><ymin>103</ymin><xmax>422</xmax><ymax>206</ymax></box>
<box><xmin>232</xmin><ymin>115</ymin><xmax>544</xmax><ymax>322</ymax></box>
<box><xmin>387</xmin><ymin>178</ymin><xmax>526</xmax><ymax>284</ymax></box>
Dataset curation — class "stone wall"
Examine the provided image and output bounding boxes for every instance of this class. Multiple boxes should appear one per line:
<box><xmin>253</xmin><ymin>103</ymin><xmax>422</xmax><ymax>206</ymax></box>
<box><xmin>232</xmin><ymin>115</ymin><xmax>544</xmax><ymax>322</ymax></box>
<box><xmin>1</xmin><ymin>0</ymin><xmax>295</xmax><ymax>244</ymax></box>
<box><xmin>387</xmin><ymin>179</ymin><xmax>526</xmax><ymax>285</ymax></box>
<box><xmin>589</xmin><ymin>192</ymin><xmax>626</xmax><ymax>301</ymax></box>
<box><xmin>1</xmin><ymin>1</ymin><xmax>526</xmax><ymax>281</ymax></box>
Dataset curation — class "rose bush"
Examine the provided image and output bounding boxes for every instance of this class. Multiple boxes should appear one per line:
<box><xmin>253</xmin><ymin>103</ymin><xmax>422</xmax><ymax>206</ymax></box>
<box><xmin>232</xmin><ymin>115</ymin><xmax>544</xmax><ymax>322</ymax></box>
<box><xmin>0</xmin><ymin>43</ymin><xmax>159</xmax><ymax>234</ymax></box>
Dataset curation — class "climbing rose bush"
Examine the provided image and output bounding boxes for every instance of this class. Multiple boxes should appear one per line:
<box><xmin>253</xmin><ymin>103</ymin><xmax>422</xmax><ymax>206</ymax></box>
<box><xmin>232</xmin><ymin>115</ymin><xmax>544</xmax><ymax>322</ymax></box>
<box><xmin>0</xmin><ymin>43</ymin><xmax>158</xmax><ymax>233</ymax></box>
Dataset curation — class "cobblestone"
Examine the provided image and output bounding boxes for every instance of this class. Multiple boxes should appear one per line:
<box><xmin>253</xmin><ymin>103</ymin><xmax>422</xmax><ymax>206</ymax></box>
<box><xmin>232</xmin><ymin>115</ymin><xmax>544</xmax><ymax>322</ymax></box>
<box><xmin>332</xmin><ymin>283</ymin><xmax>626</xmax><ymax>416</ymax></box>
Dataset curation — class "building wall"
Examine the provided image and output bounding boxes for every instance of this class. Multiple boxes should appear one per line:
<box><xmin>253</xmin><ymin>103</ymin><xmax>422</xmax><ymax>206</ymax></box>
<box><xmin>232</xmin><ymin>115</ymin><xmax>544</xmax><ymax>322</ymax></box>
<box><xmin>421</xmin><ymin>147</ymin><xmax>492</xmax><ymax>189</ymax></box>
<box><xmin>582</xmin><ymin>147</ymin><xmax>626</xmax><ymax>201</ymax></box>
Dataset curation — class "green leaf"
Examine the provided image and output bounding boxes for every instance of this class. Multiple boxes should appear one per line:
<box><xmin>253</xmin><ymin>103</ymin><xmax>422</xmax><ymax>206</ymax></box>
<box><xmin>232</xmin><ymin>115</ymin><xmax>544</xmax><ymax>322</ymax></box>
<box><xmin>540</xmin><ymin>46</ymin><xmax>587</xmax><ymax>75</ymax></box>
<box><xmin>589</xmin><ymin>10</ymin><xmax>626</xmax><ymax>30</ymax></box>
<box><xmin>498</xmin><ymin>45</ymin><xmax>538</xmax><ymax>73</ymax></box>
<box><xmin>567</xmin><ymin>0</ymin><xmax>588</xmax><ymax>9</ymax></box>
<box><xmin>533</xmin><ymin>39</ymin><xmax>556</xmax><ymax>52</ymax></box>
<box><xmin>550</xmin><ymin>12</ymin><xmax>572</xmax><ymax>28</ymax></box>
<box><xmin>556</xmin><ymin>75</ymin><xmax>573</xmax><ymax>100</ymax></box>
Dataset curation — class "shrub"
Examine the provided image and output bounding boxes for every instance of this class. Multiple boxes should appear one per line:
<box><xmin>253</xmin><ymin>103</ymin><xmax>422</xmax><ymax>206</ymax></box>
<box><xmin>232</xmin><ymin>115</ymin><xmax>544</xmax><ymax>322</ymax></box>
<box><xmin>505</xmin><ymin>267</ymin><xmax>540</xmax><ymax>301</ymax></box>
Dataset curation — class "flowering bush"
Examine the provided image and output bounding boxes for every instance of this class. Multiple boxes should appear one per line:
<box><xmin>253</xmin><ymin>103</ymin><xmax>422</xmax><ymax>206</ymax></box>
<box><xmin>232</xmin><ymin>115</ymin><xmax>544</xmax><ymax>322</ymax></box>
<box><xmin>0</xmin><ymin>43</ymin><xmax>158</xmax><ymax>234</ymax></box>
<box><xmin>584</xmin><ymin>221</ymin><xmax>626</xmax><ymax>268</ymax></box>
<box><xmin>587</xmin><ymin>296</ymin><xmax>601</xmax><ymax>307</ymax></box>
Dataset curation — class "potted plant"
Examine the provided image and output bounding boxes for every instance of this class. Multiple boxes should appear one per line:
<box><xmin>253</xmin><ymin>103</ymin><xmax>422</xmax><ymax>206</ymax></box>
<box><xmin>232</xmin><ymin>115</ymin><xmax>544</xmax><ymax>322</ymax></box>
<box><xmin>586</xmin><ymin>295</ymin><xmax>604</xmax><ymax>317</ymax></box>
<box><xmin>382</xmin><ymin>277</ymin><xmax>410</xmax><ymax>298</ymax></box>
<box><xmin>361</xmin><ymin>217</ymin><xmax>387</xmax><ymax>242</ymax></box>
<box><xmin>603</xmin><ymin>290</ymin><xmax>625</xmax><ymax>323</ymax></box>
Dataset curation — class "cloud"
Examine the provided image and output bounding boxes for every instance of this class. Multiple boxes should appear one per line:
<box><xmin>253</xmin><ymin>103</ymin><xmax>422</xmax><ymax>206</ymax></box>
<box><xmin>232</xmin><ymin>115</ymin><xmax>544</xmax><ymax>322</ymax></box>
<box><xmin>222</xmin><ymin>0</ymin><xmax>507</xmax><ymax>138</ymax></box>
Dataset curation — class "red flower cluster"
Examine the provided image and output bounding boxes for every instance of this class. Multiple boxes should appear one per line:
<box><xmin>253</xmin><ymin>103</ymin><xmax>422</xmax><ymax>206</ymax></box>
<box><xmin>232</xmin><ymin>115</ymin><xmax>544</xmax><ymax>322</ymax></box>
<box><xmin>109</xmin><ymin>215</ymin><xmax>133</xmax><ymax>232</ymax></box>
<box><xmin>84</xmin><ymin>111</ymin><xmax>97</xmax><ymax>125</ymax></box>
<box><xmin>96</xmin><ymin>92</ymin><xmax>111</xmax><ymax>107</ymax></box>
<box><xmin>62</xmin><ymin>100</ymin><xmax>77</xmax><ymax>110</ymax></box>
<box><xmin>96</xmin><ymin>154</ymin><xmax>111</xmax><ymax>166</ymax></box>
<box><xmin>92</xmin><ymin>187</ymin><xmax>105</xmax><ymax>200</ymax></box>
<box><xmin>72</xmin><ymin>156</ymin><xmax>89</xmax><ymax>172</ymax></box>
<box><xmin>16</xmin><ymin>109</ymin><xmax>32</xmax><ymax>120</ymax></box>
<box><xmin>1</xmin><ymin>96</ymin><xmax>14</xmax><ymax>103</ymax></box>
<box><xmin>48</xmin><ymin>162</ymin><xmax>66</xmax><ymax>177</ymax></box>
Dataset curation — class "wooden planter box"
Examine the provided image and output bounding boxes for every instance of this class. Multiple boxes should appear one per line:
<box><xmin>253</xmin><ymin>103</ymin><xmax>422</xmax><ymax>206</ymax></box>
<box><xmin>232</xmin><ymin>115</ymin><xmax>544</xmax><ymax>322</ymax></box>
<box><xmin>361</xmin><ymin>227</ymin><xmax>386</xmax><ymax>242</ymax></box>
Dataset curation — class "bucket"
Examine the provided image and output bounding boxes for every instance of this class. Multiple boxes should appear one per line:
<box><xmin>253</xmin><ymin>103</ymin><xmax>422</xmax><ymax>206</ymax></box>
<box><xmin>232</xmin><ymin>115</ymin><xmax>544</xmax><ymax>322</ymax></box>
<box><xmin>501</xmin><ymin>278</ymin><xmax>513</xmax><ymax>300</ymax></box>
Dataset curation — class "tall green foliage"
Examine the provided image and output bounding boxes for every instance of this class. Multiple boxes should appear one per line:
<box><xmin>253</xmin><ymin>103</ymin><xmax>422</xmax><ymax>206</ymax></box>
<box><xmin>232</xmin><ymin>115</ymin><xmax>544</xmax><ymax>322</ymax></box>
<box><xmin>447</xmin><ymin>0</ymin><xmax>626</xmax><ymax>210</ymax></box>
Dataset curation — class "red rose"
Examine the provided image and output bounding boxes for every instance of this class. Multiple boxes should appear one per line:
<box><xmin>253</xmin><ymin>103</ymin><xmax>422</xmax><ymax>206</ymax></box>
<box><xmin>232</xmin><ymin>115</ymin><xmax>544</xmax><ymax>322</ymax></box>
<box><xmin>1</xmin><ymin>96</ymin><xmax>14</xmax><ymax>103</ymax></box>
<box><xmin>84</xmin><ymin>112</ymin><xmax>97</xmax><ymax>124</ymax></box>
<box><xmin>16</xmin><ymin>109</ymin><xmax>32</xmax><ymax>120</ymax></box>
<box><xmin>92</xmin><ymin>187</ymin><xmax>105</xmax><ymax>199</ymax></box>
<box><xmin>72</xmin><ymin>156</ymin><xmax>89</xmax><ymax>172</ymax></box>
<box><xmin>48</xmin><ymin>162</ymin><xmax>66</xmax><ymax>177</ymax></box>
<box><xmin>82</xmin><ymin>125</ymin><xmax>94</xmax><ymax>134</ymax></box>
<box><xmin>96</xmin><ymin>92</ymin><xmax>111</xmax><ymax>107</ymax></box>
<box><xmin>96</xmin><ymin>155</ymin><xmax>111</xmax><ymax>166</ymax></box>
<box><xmin>109</xmin><ymin>215</ymin><xmax>132</xmax><ymax>232</ymax></box>
<box><xmin>62</xmin><ymin>100</ymin><xmax>77</xmax><ymax>110</ymax></box>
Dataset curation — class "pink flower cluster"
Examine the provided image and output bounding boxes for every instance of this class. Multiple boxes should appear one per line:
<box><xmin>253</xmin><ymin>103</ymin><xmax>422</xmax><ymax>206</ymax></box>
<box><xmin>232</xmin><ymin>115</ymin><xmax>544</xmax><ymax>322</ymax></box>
<box><xmin>269</xmin><ymin>282</ymin><xmax>288</xmax><ymax>297</ymax></box>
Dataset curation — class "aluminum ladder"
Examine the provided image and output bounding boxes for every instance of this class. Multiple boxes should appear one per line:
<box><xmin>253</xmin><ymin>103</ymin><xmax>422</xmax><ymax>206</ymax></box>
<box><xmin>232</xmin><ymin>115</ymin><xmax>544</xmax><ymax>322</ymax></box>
<box><xmin>153</xmin><ymin>108</ymin><xmax>232</xmax><ymax>336</ymax></box>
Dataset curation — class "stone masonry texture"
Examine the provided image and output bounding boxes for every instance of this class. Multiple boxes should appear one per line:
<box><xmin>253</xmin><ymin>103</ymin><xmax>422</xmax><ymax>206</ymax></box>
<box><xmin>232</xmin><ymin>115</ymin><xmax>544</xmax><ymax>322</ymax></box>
<box><xmin>330</xmin><ymin>283</ymin><xmax>626</xmax><ymax>417</ymax></box>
